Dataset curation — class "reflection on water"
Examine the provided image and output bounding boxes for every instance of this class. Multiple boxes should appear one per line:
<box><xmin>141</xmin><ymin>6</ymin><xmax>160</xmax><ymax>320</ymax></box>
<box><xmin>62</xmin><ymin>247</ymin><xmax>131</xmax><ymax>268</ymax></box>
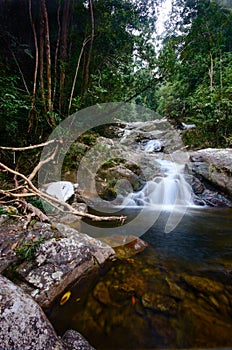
<box><xmin>48</xmin><ymin>208</ymin><xmax>232</xmax><ymax>349</ymax></box>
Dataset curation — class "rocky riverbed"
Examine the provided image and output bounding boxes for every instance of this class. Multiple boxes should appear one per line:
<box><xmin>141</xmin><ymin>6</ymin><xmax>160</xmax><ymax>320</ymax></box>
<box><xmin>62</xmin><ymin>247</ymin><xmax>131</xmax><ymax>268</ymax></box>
<box><xmin>1</xmin><ymin>118</ymin><xmax>232</xmax><ymax>349</ymax></box>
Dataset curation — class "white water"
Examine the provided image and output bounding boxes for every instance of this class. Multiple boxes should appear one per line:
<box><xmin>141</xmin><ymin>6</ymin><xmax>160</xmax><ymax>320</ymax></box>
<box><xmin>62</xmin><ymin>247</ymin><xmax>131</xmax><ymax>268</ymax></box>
<box><xmin>144</xmin><ymin>139</ymin><xmax>163</xmax><ymax>152</ymax></box>
<box><xmin>123</xmin><ymin>159</ymin><xmax>193</xmax><ymax>208</ymax></box>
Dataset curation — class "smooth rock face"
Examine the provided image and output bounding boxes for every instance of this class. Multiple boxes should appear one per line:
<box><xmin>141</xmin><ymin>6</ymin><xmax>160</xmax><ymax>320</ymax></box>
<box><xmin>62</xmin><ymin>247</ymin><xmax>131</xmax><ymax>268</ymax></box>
<box><xmin>190</xmin><ymin>148</ymin><xmax>232</xmax><ymax>198</ymax></box>
<box><xmin>46</xmin><ymin>181</ymin><xmax>75</xmax><ymax>202</ymax></box>
<box><xmin>0</xmin><ymin>275</ymin><xmax>65</xmax><ymax>350</ymax></box>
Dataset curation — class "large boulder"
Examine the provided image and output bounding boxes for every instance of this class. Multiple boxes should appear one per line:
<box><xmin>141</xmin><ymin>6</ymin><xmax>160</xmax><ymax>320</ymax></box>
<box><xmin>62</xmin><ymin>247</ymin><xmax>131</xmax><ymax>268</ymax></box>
<box><xmin>0</xmin><ymin>274</ymin><xmax>96</xmax><ymax>350</ymax></box>
<box><xmin>190</xmin><ymin>148</ymin><xmax>232</xmax><ymax>198</ymax></box>
<box><xmin>0</xmin><ymin>274</ymin><xmax>65</xmax><ymax>350</ymax></box>
<box><xmin>16</xmin><ymin>224</ymin><xmax>115</xmax><ymax>308</ymax></box>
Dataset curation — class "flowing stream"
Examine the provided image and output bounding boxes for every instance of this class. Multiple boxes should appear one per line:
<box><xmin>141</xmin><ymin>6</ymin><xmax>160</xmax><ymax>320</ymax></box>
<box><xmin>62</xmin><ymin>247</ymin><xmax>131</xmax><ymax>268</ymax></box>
<box><xmin>122</xmin><ymin>159</ymin><xmax>193</xmax><ymax>207</ymax></box>
<box><xmin>49</xmin><ymin>124</ymin><xmax>232</xmax><ymax>349</ymax></box>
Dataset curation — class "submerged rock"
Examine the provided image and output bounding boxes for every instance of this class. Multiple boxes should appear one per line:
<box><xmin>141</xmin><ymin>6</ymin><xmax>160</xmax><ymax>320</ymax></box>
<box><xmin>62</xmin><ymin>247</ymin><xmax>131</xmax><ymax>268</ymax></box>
<box><xmin>100</xmin><ymin>235</ymin><xmax>148</xmax><ymax>257</ymax></box>
<box><xmin>141</xmin><ymin>292</ymin><xmax>178</xmax><ymax>315</ymax></box>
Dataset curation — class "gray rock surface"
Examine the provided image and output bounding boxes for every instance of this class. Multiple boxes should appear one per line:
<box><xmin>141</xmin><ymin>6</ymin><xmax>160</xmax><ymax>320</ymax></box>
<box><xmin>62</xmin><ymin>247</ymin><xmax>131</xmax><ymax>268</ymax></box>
<box><xmin>16</xmin><ymin>224</ymin><xmax>115</xmax><ymax>308</ymax></box>
<box><xmin>0</xmin><ymin>274</ymin><xmax>65</xmax><ymax>350</ymax></box>
<box><xmin>62</xmin><ymin>330</ymin><xmax>95</xmax><ymax>350</ymax></box>
<box><xmin>190</xmin><ymin>148</ymin><xmax>232</xmax><ymax>198</ymax></box>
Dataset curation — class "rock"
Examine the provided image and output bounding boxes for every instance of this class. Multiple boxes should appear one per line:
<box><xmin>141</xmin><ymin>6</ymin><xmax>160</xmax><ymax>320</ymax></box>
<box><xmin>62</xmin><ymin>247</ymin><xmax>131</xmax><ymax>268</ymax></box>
<box><xmin>144</xmin><ymin>139</ymin><xmax>164</xmax><ymax>152</ymax></box>
<box><xmin>62</xmin><ymin>330</ymin><xmax>95</xmax><ymax>350</ymax></box>
<box><xmin>100</xmin><ymin>235</ymin><xmax>148</xmax><ymax>256</ymax></box>
<box><xmin>190</xmin><ymin>148</ymin><xmax>232</xmax><ymax>199</ymax></box>
<box><xmin>182</xmin><ymin>274</ymin><xmax>224</xmax><ymax>295</ymax></box>
<box><xmin>0</xmin><ymin>275</ymin><xmax>65</xmax><ymax>350</ymax></box>
<box><xmin>0</xmin><ymin>214</ymin><xmax>9</xmax><ymax>225</ymax></box>
<box><xmin>93</xmin><ymin>281</ymin><xmax>111</xmax><ymax>305</ymax></box>
<box><xmin>118</xmin><ymin>119</ymin><xmax>184</xmax><ymax>153</ymax></box>
<box><xmin>46</xmin><ymin>181</ymin><xmax>75</xmax><ymax>202</ymax></box>
<box><xmin>141</xmin><ymin>292</ymin><xmax>178</xmax><ymax>315</ymax></box>
<box><xmin>14</xmin><ymin>225</ymin><xmax>115</xmax><ymax>308</ymax></box>
<box><xmin>109</xmin><ymin>165</ymin><xmax>145</xmax><ymax>191</ymax></box>
<box><xmin>192</xmin><ymin>176</ymin><xmax>205</xmax><ymax>195</ymax></box>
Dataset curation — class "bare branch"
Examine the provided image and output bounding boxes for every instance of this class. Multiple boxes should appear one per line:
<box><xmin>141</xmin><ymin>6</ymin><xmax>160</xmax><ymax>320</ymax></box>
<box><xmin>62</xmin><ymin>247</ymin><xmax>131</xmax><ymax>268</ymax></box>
<box><xmin>0</xmin><ymin>161</ymin><xmax>126</xmax><ymax>224</ymax></box>
<box><xmin>28</xmin><ymin>143</ymin><xmax>59</xmax><ymax>181</ymax></box>
<box><xmin>0</xmin><ymin>139</ymin><xmax>62</xmax><ymax>151</ymax></box>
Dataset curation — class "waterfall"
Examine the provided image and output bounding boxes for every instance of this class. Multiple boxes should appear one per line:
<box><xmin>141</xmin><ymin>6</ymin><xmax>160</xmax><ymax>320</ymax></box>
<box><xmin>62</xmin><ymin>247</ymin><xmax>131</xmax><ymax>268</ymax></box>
<box><xmin>123</xmin><ymin>159</ymin><xmax>193</xmax><ymax>208</ymax></box>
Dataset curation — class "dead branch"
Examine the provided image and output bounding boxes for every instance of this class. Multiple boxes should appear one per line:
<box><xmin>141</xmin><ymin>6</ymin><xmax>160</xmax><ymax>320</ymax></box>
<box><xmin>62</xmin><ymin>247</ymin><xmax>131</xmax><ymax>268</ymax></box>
<box><xmin>28</xmin><ymin>143</ymin><xmax>59</xmax><ymax>181</ymax></box>
<box><xmin>0</xmin><ymin>161</ymin><xmax>126</xmax><ymax>224</ymax></box>
<box><xmin>0</xmin><ymin>139</ymin><xmax>62</xmax><ymax>151</ymax></box>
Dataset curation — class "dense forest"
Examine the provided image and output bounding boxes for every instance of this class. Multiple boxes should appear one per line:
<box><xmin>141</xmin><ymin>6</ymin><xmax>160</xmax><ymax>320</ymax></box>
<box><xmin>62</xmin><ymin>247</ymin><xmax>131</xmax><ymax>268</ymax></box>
<box><xmin>0</xmin><ymin>0</ymin><xmax>232</xmax><ymax>150</ymax></box>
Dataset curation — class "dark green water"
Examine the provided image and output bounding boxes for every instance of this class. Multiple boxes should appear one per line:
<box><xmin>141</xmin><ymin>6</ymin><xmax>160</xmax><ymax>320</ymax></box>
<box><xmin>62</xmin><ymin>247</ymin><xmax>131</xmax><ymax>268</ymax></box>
<box><xmin>48</xmin><ymin>208</ymin><xmax>232</xmax><ymax>349</ymax></box>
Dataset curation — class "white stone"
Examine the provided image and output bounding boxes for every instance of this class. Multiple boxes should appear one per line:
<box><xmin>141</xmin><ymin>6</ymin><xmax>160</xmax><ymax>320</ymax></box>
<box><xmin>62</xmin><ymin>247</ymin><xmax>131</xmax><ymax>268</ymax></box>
<box><xmin>46</xmin><ymin>181</ymin><xmax>74</xmax><ymax>202</ymax></box>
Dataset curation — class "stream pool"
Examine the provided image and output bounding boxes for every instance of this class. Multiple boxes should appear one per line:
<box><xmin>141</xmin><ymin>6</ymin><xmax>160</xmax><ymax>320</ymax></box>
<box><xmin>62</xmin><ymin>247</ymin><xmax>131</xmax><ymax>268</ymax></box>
<box><xmin>48</xmin><ymin>207</ymin><xmax>232</xmax><ymax>349</ymax></box>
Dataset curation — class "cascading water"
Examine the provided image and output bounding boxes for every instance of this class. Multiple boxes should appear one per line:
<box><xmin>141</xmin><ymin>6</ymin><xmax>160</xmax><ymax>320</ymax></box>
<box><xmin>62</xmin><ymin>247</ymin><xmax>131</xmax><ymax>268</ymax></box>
<box><xmin>123</xmin><ymin>159</ymin><xmax>193</xmax><ymax>208</ymax></box>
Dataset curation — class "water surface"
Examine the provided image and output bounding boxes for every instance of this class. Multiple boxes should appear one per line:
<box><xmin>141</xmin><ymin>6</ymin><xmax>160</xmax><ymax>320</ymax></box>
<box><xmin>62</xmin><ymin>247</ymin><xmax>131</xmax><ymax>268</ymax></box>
<box><xmin>48</xmin><ymin>208</ymin><xmax>232</xmax><ymax>349</ymax></box>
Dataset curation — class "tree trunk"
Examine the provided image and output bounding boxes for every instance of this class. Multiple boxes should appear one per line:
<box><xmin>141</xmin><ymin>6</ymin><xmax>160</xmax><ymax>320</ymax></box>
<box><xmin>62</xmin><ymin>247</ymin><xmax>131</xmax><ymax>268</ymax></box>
<box><xmin>209</xmin><ymin>51</ymin><xmax>214</xmax><ymax>92</ymax></box>
<box><xmin>28</xmin><ymin>0</ymin><xmax>39</xmax><ymax>133</ymax></box>
<box><xmin>39</xmin><ymin>3</ymin><xmax>46</xmax><ymax>114</ymax></box>
<box><xmin>83</xmin><ymin>0</ymin><xmax>95</xmax><ymax>100</ymax></box>
<box><xmin>40</xmin><ymin>0</ymin><xmax>53</xmax><ymax>122</ymax></box>
<box><xmin>53</xmin><ymin>0</ymin><xmax>61</xmax><ymax>104</ymax></box>
<box><xmin>59</xmin><ymin>0</ymin><xmax>70</xmax><ymax>115</ymax></box>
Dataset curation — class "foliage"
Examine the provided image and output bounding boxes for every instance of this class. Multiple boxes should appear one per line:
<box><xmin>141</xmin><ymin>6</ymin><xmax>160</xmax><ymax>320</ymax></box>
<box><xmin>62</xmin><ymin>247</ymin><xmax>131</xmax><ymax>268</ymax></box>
<box><xmin>0</xmin><ymin>0</ymin><xmax>161</xmax><ymax>146</ymax></box>
<box><xmin>155</xmin><ymin>0</ymin><xmax>232</xmax><ymax>148</ymax></box>
<box><xmin>14</xmin><ymin>236</ymin><xmax>45</xmax><ymax>261</ymax></box>
<box><xmin>0</xmin><ymin>73</ymin><xmax>30</xmax><ymax>146</ymax></box>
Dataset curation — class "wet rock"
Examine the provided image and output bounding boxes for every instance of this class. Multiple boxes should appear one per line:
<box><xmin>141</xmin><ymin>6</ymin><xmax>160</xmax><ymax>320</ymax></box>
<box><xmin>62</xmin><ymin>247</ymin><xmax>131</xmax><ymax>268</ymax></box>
<box><xmin>143</xmin><ymin>139</ymin><xmax>164</xmax><ymax>152</ymax></box>
<box><xmin>192</xmin><ymin>176</ymin><xmax>205</xmax><ymax>195</ymax></box>
<box><xmin>101</xmin><ymin>235</ymin><xmax>148</xmax><ymax>257</ymax></box>
<box><xmin>142</xmin><ymin>292</ymin><xmax>178</xmax><ymax>315</ymax></box>
<box><xmin>62</xmin><ymin>329</ymin><xmax>95</xmax><ymax>350</ymax></box>
<box><xmin>181</xmin><ymin>300</ymin><xmax>232</xmax><ymax>348</ymax></box>
<box><xmin>182</xmin><ymin>274</ymin><xmax>224</xmax><ymax>295</ymax></box>
<box><xmin>0</xmin><ymin>275</ymin><xmax>65</xmax><ymax>350</ymax></box>
<box><xmin>165</xmin><ymin>276</ymin><xmax>185</xmax><ymax>300</ymax></box>
<box><xmin>93</xmin><ymin>281</ymin><xmax>112</xmax><ymax>305</ymax></box>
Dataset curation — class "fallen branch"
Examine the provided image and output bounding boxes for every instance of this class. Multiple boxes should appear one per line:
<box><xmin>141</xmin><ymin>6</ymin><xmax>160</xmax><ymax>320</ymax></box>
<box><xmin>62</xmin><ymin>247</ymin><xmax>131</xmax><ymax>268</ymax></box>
<box><xmin>0</xmin><ymin>159</ymin><xmax>126</xmax><ymax>224</ymax></box>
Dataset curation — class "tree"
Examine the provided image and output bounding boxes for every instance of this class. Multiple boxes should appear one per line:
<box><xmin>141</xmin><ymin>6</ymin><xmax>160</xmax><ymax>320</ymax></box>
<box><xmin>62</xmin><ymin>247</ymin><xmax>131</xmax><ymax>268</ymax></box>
<box><xmin>0</xmin><ymin>0</ymin><xmax>163</xmax><ymax>143</ymax></box>
<box><xmin>155</xmin><ymin>0</ymin><xmax>232</xmax><ymax>147</ymax></box>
